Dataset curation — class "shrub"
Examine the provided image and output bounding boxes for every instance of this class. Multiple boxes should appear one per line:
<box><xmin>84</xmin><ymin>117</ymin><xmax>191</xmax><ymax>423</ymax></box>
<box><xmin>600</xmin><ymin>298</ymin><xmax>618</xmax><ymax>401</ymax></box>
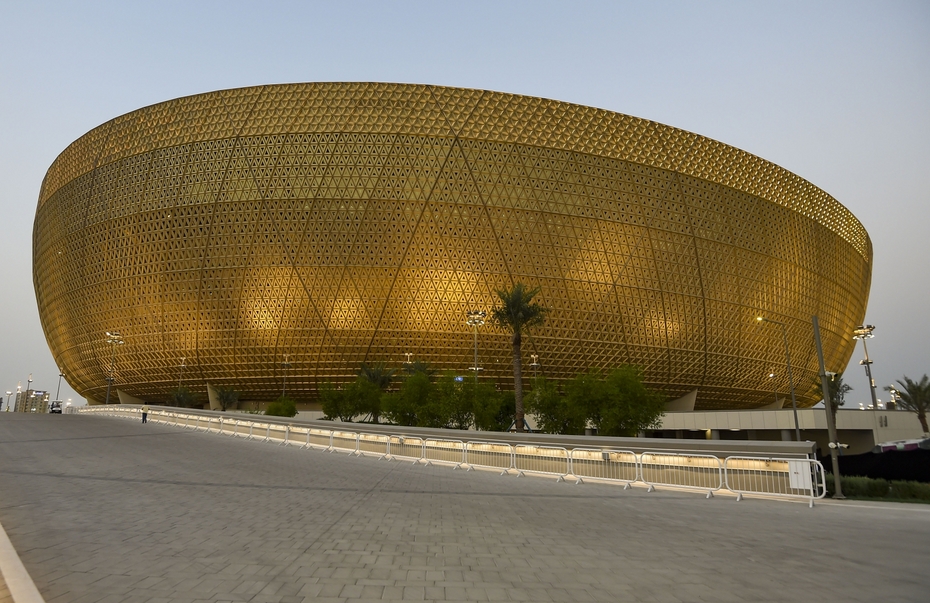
<box><xmin>265</xmin><ymin>395</ymin><xmax>297</xmax><ymax>417</ymax></box>
<box><xmin>842</xmin><ymin>476</ymin><xmax>891</xmax><ymax>498</ymax></box>
<box><xmin>888</xmin><ymin>480</ymin><xmax>930</xmax><ymax>500</ymax></box>
<box><xmin>826</xmin><ymin>474</ymin><xmax>930</xmax><ymax>501</ymax></box>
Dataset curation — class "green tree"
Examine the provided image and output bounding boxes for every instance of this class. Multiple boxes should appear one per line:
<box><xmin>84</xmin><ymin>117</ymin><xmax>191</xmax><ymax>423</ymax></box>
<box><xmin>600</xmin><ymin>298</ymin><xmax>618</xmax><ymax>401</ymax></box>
<box><xmin>216</xmin><ymin>386</ymin><xmax>240</xmax><ymax>411</ymax></box>
<box><xmin>402</xmin><ymin>360</ymin><xmax>435</xmax><ymax>377</ymax></box>
<box><xmin>358</xmin><ymin>362</ymin><xmax>396</xmax><ymax>421</ymax></box>
<box><xmin>430</xmin><ymin>373</ymin><xmax>473</xmax><ymax>430</ymax></box>
<box><xmin>382</xmin><ymin>371</ymin><xmax>432</xmax><ymax>426</ymax></box>
<box><xmin>526</xmin><ymin>378</ymin><xmax>585</xmax><ymax>435</ymax></box>
<box><xmin>169</xmin><ymin>386</ymin><xmax>198</xmax><ymax>408</ymax></box>
<box><xmin>320</xmin><ymin>382</ymin><xmax>359</xmax><ymax>422</ymax></box>
<box><xmin>491</xmin><ymin>282</ymin><xmax>548</xmax><ymax>432</ymax></box>
<box><xmin>564</xmin><ymin>367</ymin><xmax>665</xmax><ymax>436</ymax></box>
<box><xmin>344</xmin><ymin>376</ymin><xmax>383</xmax><ymax>423</ymax></box>
<box><xmin>473</xmin><ymin>387</ymin><xmax>514</xmax><ymax>432</ymax></box>
<box><xmin>886</xmin><ymin>375</ymin><xmax>930</xmax><ymax>434</ymax></box>
<box><xmin>598</xmin><ymin>366</ymin><xmax>666</xmax><ymax>436</ymax></box>
<box><xmin>265</xmin><ymin>395</ymin><xmax>297</xmax><ymax>417</ymax></box>
<box><xmin>826</xmin><ymin>372</ymin><xmax>852</xmax><ymax>422</ymax></box>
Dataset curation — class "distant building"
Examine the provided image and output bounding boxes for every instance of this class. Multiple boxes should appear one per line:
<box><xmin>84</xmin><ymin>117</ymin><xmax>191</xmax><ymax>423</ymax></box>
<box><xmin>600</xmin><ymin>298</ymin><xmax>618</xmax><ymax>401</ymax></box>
<box><xmin>15</xmin><ymin>389</ymin><xmax>50</xmax><ymax>413</ymax></box>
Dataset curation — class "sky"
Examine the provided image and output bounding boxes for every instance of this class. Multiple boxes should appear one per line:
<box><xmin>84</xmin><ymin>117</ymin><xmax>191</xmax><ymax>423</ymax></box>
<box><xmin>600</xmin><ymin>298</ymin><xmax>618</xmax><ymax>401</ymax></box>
<box><xmin>0</xmin><ymin>0</ymin><xmax>927</xmax><ymax>409</ymax></box>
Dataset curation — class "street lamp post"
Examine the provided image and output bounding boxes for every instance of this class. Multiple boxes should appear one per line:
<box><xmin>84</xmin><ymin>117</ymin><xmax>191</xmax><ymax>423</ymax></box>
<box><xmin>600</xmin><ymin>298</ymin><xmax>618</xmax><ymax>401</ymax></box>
<box><xmin>852</xmin><ymin>325</ymin><xmax>880</xmax><ymax>413</ymax></box>
<box><xmin>466</xmin><ymin>310</ymin><xmax>486</xmax><ymax>383</ymax></box>
<box><xmin>281</xmin><ymin>354</ymin><xmax>291</xmax><ymax>398</ymax></box>
<box><xmin>529</xmin><ymin>354</ymin><xmax>540</xmax><ymax>381</ymax></box>
<box><xmin>25</xmin><ymin>374</ymin><xmax>33</xmax><ymax>412</ymax></box>
<box><xmin>768</xmin><ymin>372</ymin><xmax>777</xmax><ymax>406</ymax></box>
<box><xmin>757</xmin><ymin>317</ymin><xmax>801</xmax><ymax>441</ymax></box>
<box><xmin>104</xmin><ymin>331</ymin><xmax>124</xmax><ymax>405</ymax></box>
<box><xmin>177</xmin><ymin>357</ymin><xmax>186</xmax><ymax>390</ymax></box>
<box><xmin>56</xmin><ymin>369</ymin><xmax>64</xmax><ymax>402</ymax></box>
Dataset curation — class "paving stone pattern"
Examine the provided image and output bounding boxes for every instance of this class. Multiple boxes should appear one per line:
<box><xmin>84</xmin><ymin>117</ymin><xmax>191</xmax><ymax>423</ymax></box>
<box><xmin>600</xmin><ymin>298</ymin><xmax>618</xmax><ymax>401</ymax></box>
<box><xmin>0</xmin><ymin>570</ymin><xmax>11</xmax><ymax>603</ymax></box>
<box><xmin>0</xmin><ymin>413</ymin><xmax>928</xmax><ymax>603</ymax></box>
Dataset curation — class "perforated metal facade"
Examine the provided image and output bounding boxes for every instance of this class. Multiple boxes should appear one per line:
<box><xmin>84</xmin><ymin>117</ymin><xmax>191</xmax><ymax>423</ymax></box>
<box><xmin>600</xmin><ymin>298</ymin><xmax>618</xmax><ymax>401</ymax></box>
<box><xmin>33</xmin><ymin>83</ymin><xmax>871</xmax><ymax>409</ymax></box>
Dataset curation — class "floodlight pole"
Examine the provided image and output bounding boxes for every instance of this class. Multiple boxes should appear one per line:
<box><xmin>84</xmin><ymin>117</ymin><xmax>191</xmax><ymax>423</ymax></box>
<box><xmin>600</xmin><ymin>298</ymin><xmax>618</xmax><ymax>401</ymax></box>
<box><xmin>813</xmin><ymin>315</ymin><xmax>844</xmax><ymax>499</ymax></box>
<box><xmin>281</xmin><ymin>354</ymin><xmax>291</xmax><ymax>397</ymax></box>
<box><xmin>466</xmin><ymin>311</ymin><xmax>486</xmax><ymax>384</ymax></box>
<box><xmin>104</xmin><ymin>332</ymin><xmax>124</xmax><ymax>405</ymax></box>
<box><xmin>757</xmin><ymin>317</ymin><xmax>800</xmax><ymax>441</ymax></box>
<box><xmin>178</xmin><ymin>357</ymin><xmax>186</xmax><ymax>390</ymax></box>
<box><xmin>853</xmin><ymin>325</ymin><xmax>880</xmax><ymax>414</ymax></box>
<box><xmin>56</xmin><ymin>369</ymin><xmax>64</xmax><ymax>402</ymax></box>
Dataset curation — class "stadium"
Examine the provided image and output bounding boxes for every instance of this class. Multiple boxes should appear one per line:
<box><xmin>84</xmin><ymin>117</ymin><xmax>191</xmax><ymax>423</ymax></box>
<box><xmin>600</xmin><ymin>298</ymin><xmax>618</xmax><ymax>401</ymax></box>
<box><xmin>33</xmin><ymin>83</ymin><xmax>871</xmax><ymax>409</ymax></box>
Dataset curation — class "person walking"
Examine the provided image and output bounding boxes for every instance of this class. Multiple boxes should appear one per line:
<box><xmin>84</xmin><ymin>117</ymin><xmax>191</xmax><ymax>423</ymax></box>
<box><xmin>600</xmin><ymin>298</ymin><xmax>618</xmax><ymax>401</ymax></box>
<box><xmin>141</xmin><ymin>403</ymin><xmax>149</xmax><ymax>423</ymax></box>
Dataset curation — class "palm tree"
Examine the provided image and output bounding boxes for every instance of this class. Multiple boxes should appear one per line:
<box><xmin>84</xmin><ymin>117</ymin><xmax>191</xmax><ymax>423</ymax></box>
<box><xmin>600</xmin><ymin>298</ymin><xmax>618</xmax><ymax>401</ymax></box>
<box><xmin>358</xmin><ymin>362</ymin><xmax>396</xmax><ymax>422</ymax></box>
<box><xmin>491</xmin><ymin>282</ymin><xmax>548</xmax><ymax>432</ymax></box>
<box><xmin>827</xmin><ymin>372</ymin><xmax>852</xmax><ymax>422</ymax></box>
<box><xmin>886</xmin><ymin>375</ymin><xmax>930</xmax><ymax>434</ymax></box>
<box><xmin>359</xmin><ymin>362</ymin><xmax>395</xmax><ymax>390</ymax></box>
<box><xmin>403</xmin><ymin>360</ymin><xmax>435</xmax><ymax>377</ymax></box>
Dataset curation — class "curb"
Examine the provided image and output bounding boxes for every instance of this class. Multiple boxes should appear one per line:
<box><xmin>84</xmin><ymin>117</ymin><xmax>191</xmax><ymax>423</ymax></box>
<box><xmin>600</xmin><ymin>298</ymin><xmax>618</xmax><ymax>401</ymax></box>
<box><xmin>0</xmin><ymin>519</ymin><xmax>44</xmax><ymax>603</ymax></box>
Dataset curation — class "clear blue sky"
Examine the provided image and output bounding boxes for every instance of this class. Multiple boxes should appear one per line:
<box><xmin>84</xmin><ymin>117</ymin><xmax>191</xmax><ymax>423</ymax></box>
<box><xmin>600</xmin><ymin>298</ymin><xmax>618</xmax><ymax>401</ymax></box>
<box><xmin>1</xmin><ymin>1</ymin><xmax>927</xmax><ymax>407</ymax></box>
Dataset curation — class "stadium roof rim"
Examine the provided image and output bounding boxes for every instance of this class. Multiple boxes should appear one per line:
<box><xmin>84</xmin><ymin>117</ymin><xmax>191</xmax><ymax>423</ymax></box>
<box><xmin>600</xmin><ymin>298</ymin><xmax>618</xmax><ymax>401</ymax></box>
<box><xmin>38</xmin><ymin>82</ymin><xmax>871</xmax><ymax>261</ymax></box>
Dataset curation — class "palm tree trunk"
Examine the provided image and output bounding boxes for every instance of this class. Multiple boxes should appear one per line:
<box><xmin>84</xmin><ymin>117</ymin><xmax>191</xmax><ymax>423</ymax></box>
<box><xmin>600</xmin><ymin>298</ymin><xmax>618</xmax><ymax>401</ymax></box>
<box><xmin>919</xmin><ymin>410</ymin><xmax>928</xmax><ymax>434</ymax></box>
<box><xmin>512</xmin><ymin>331</ymin><xmax>524</xmax><ymax>432</ymax></box>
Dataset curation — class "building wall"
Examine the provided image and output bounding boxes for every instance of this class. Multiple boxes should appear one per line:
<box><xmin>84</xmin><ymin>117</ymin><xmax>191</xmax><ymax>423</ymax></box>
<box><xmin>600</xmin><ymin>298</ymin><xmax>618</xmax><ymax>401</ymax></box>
<box><xmin>34</xmin><ymin>83</ymin><xmax>871</xmax><ymax>409</ymax></box>
<box><xmin>658</xmin><ymin>408</ymin><xmax>925</xmax><ymax>455</ymax></box>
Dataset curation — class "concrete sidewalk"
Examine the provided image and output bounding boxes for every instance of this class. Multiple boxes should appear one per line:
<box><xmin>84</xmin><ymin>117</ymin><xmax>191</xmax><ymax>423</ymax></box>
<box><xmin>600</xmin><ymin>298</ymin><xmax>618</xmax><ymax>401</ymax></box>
<box><xmin>0</xmin><ymin>413</ymin><xmax>928</xmax><ymax>602</ymax></box>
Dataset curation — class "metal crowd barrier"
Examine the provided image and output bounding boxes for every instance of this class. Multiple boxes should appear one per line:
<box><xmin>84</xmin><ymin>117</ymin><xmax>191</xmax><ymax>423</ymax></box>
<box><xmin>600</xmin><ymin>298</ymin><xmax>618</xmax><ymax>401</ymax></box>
<box><xmin>331</xmin><ymin>430</ymin><xmax>359</xmax><ymax>454</ymax></box>
<box><xmin>514</xmin><ymin>444</ymin><xmax>570</xmax><ymax>481</ymax></box>
<box><xmin>422</xmin><ymin>438</ymin><xmax>465</xmax><ymax>468</ymax></box>
<box><xmin>388</xmin><ymin>436</ymin><xmax>424</xmax><ymax>463</ymax></box>
<box><xmin>80</xmin><ymin>406</ymin><xmax>826</xmax><ymax>506</ymax></box>
<box><xmin>358</xmin><ymin>433</ymin><xmax>390</xmax><ymax>459</ymax></box>
<box><xmin>465</xmin><ymin>441</ymin><xmax>513</xmax><ymax>475</ymax></box>
<box><xmin>640</xmin><ymin>452</ymin><xmax>723</xmax><ymax>498</ymax></box>
<box><xmin>569</xmin><ymin>448</ymin><xmax>638</xmax><ymax>486</ymax></box>
<box><xmin>724</xmin><ymin>456</ymin><xmax>826</xmax><ymax>507</ymax></box>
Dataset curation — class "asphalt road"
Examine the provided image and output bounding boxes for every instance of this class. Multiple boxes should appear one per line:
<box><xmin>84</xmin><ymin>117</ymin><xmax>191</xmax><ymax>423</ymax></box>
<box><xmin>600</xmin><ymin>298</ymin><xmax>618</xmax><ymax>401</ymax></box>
<box><xmin>0</xmin><ymin>413</ymin><xmax>927</xmax><ymax>603</ymax></box>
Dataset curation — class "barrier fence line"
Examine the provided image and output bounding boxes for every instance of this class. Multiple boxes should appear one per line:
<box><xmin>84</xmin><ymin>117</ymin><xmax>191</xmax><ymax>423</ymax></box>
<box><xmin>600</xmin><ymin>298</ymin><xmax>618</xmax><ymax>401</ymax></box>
<box><xmin>569</xmin><ymin>448</ymin><xmax>639</xmax><ymax>487</ymax></box>
<box><xmin>514</xmin><ymin>444</ymin><xmax>570</xmax><ymax>481</ymax></box>
<box><xmin>79</xmin><ymin>407</ymin><xmax>826</xmax><ymax>506</ymax></box>
<box><xmin>723</xmin><ymin>456</ymin><xmax>826</xmax><ymax>507</ymax></box>
<box><xmin>465</xmin><ymin>441</ymin><xmax>513</xmax><ymax>475</ymax></box>
<box><xmin>640</xmin><ymin>452</ymin><xmax>723</xmax><ymax>499</ymax></box>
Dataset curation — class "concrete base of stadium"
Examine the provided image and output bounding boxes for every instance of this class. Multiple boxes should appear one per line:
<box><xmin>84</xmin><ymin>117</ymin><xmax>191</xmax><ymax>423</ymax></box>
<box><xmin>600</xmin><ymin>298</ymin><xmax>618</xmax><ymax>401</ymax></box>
<box><xmin>653</xmin><ymin>408</ymin><xmax>926</xmax><ymax>455</ymax></box>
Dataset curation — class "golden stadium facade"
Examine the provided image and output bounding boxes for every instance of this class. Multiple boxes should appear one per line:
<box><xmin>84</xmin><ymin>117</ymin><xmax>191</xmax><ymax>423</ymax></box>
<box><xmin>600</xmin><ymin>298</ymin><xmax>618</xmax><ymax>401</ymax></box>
<box><xmin>33</xmin><ymin>83</ymin><xmax>872</xmax><ymax>409</ymax></box>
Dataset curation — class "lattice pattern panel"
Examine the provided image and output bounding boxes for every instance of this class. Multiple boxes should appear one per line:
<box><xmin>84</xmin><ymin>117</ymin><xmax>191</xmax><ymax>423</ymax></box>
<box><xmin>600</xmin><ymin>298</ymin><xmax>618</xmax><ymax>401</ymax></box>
<box><xmin>33</xmin><ymin>83</ymin><xmax>872</xmax><ymax>409</ymax></box>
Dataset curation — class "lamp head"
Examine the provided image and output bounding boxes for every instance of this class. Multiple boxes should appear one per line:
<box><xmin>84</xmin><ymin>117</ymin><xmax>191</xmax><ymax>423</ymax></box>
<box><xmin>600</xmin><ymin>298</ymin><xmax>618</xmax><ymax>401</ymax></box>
<box><xmin>466</xmin><ymin>310</ymin><xmax>486</xmax><ymax>326</ymax></box>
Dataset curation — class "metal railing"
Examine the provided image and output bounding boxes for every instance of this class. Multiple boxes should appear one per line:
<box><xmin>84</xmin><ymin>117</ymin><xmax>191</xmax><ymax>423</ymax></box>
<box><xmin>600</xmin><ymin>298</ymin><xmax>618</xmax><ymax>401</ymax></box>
<box><xmin>80</xmin><ymin>406</ymin><xmax>826</xmax><ymax>506</ymax></box>
<box><xmin>514</xmin><ymin>444</ymin><xmax>570</xmax><ymax>481</ymax></box>
<box><xmin>569</xmin><ymin>448</ymin><xmax>638</xmax><ymax>486</ymax></box>
<box><xmin>465</xmin><ymin>441</ymin><xmax>514</xmax><ymax>475</ymax></box>
<box><xmin>724</xmin><ymin>456</ymin><xmax>826</xmax><ymax>507</ymax></box>
<box><xmin>640</xmin><ymin>452</ymin><xmax>723</xmax><ymax>498</ymax></box>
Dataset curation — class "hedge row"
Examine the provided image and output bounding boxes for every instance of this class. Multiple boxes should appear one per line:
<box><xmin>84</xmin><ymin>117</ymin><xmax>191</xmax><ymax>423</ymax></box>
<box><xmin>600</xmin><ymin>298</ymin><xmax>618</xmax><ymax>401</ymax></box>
<box><xmin>825</xmin><ymin>474</ymin><xmax>930</xmax><ymax>501</ymax></box>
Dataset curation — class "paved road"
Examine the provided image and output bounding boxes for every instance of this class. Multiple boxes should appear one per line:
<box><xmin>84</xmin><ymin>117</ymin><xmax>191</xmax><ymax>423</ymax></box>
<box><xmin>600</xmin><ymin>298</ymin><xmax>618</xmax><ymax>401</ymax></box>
<box><xmin>0</xmin><ymin>413</ymin><xmax>928</xmax><ymax>603</ymax></box>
